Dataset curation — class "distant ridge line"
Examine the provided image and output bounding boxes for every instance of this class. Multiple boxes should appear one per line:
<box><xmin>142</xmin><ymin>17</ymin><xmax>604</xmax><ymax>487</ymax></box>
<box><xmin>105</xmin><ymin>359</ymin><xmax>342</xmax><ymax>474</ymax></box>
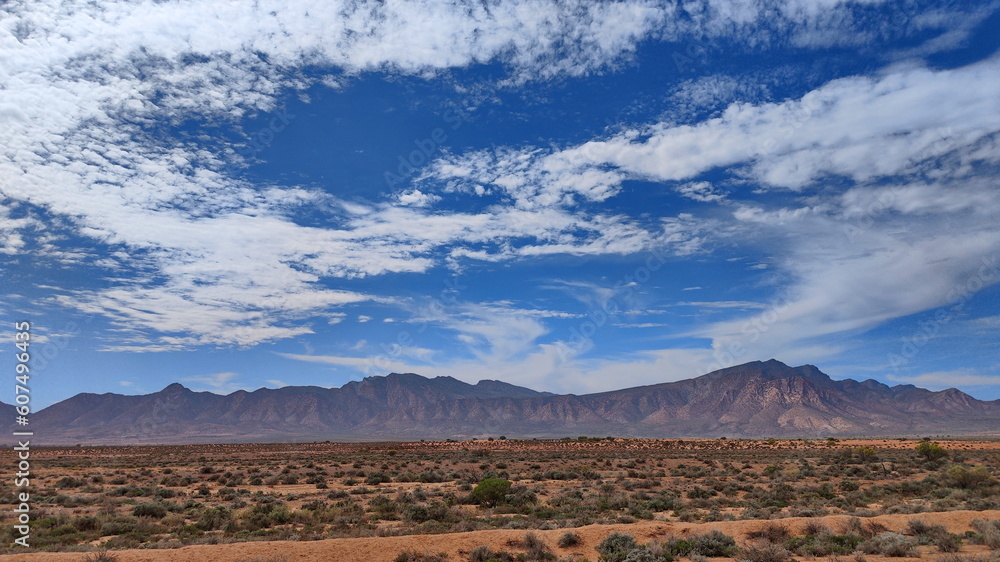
<box><xmin>7</xmin><ymin>360</ymin><xmax>998</xmax><ymax>444</ymax></box>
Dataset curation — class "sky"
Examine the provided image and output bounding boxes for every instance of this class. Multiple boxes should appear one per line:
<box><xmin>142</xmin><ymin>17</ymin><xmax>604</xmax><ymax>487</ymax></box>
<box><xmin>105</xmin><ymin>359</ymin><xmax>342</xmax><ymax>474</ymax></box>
<box><xmin>2</xmin><ymin>0</ymin><xmax>1000</xmax><ymax>408</ymax></box>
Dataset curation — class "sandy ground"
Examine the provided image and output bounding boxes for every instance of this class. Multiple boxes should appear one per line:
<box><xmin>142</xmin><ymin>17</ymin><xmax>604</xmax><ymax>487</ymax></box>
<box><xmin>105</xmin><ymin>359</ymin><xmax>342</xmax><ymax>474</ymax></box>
<box><xmin>4</xmin><ymin>509</ymin><xmax>998</xmax><ymax>562</ymax></box>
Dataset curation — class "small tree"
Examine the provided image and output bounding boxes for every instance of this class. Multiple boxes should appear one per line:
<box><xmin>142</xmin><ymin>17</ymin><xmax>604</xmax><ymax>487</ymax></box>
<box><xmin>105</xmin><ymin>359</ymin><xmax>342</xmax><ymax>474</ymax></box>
<box><xmin>946</xmin><ymin>465</ymin><xmax>994</xmax><ymax>489</ymax></box>
<box><xmin>596</xmin><ymin>532</ymin><xmax>639</xmax><ymax>562</ymax></box>
<box><xmin>915</xmin><ymin>440</ymin><xmax>948</xmax><ymax>461</ymax></box>
<box><xmin>855</xmin><ymin>445</ymin><xmax>878</xmax><ymax>462</ymax></box>
<box><xmin>471</xmin><ymin>477</ymin><xmax>511</xmax><ymax>508</ymax></box>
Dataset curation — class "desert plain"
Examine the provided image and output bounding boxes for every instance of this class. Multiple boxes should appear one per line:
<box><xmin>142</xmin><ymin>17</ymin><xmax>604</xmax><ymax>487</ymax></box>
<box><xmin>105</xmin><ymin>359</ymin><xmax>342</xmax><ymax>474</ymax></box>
<box><xmin>2</xmin><ymin>437</ymin><xmax>999</xmax><ymax>562</ymax></box>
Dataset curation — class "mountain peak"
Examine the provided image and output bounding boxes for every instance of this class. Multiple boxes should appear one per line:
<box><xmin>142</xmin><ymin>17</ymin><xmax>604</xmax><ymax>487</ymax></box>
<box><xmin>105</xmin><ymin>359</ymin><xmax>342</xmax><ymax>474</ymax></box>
<box><xmin>18</xmin><ymin>360</ymin><xmax>997</xmax><ymax>444</ymax></box>
<box><xmin>161</xmin><ymin>382</ymin><xmax>189</xmax><ymax>393</ymax></box>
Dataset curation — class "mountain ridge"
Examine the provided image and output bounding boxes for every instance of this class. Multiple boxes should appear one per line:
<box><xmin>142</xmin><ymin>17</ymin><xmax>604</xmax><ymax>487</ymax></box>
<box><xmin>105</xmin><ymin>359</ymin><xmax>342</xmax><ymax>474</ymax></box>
<box><xmin>8</xmin><ymin>360</ymin><xmax>998</xmax><ymax>444</ymax></box>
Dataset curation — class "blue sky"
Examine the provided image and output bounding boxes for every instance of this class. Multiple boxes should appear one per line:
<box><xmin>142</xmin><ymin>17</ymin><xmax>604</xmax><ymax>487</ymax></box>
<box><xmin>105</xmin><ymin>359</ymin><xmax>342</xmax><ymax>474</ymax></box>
<box><xmin>2</xmin><ymin>0</ymin><xmax>1000</xmax><ymax>407</ymax></box>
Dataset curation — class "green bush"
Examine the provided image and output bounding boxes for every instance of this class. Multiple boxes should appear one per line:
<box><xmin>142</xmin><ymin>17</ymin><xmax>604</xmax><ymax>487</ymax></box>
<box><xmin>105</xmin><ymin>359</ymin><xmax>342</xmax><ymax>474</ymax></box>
<box><xmin>558</xmin><ymin>531</ymin><xmax>581</xmax><ymax>547</ymax></box>
<box><xmin>403</xmin><ymin>503</ymin><xmax>451</xmax><ymax>523</ymax></box>
<box><xmin>597</xmin><ymin>532</ymin><xmax>639</xmax><ymax>562</ymax></box>
<box><xmin>739</xmin><ymin>541</ymin><xmax>793</xmax><ymax>562</ymax></box>
<box><xmin>785</xmin><ymin>533</ymin><xmax>862</xmax><ymax>556</ymax></box>
<box><xmin>366</xmin><ymin>471</ymin><xmax>392</xmax><ymax>485</ymax></box>
<box><xmin>690</xmin><ymin>530</ymin><xmax>737</xmax><ymax>557</ymax></box>
<box><xmin>132</xmin><ymin>503</ymin><xmax>168</xmax><ymax>519</ymax></box>
<box><xmin>523</xmin><ymin>532</ymin><xmax>554</xmax><ymax>560</ymax></box>
<box><xmin>946</xmin><ymin>465</ymin><xmax>995</xmax><ymax>489</ymax></box>
<box><xmin>471</xmin><ymin>478</ymin><xmax>512</xmax><ymax>508</ymax></box>
<box><xmin>622</xmin><ymin>546</ymin><xmax>657</xmax><ymax>562</ymax></box>
<box><xmin>746</xmin><ymin>523</ymin><xmax>790</xmax><ymax>543</ymax></box>
<box><xmin>970</xmin><ymin>519</ymin><xmax>1000</xmax><ymax>549</ymax></box>
<box><xmin>937</xmin><ymin>533</ymin><xmax>962</xmax><ymax>553</ymax></box>
<box><xmin>469</xmin><ymin>545</ymin><xmax>514</xmax><ymax>562</ymax></box>
<box><xmin>916</xmin><ymin>441</ymin><xmax>948</xmax><ymax>461</ymax></box>
<box><xmin>242</xmin><ymin>502</ymin><xmax>291</xmax><ymax>530</ymax></box>
<box><xmin>860</xmin><ymin>532</ymin><xmax>918</xmax><ymax>557</ymax></box>
<box><xmin>196</xmin><ymin>506</ymin><xmax>231</xmax><ymax>531</ymax></box>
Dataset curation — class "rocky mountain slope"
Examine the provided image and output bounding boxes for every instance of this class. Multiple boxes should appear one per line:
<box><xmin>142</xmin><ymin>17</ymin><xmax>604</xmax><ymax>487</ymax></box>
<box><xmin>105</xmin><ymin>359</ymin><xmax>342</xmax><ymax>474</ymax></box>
<box><xmin>8</xmin><ymin>360</ymin><xmax>998</xmax><ymax>444</ymax></box>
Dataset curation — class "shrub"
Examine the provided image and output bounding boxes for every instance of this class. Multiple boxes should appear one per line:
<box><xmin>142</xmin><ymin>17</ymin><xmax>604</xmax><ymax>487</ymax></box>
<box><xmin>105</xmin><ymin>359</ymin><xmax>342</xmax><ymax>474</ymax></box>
<box><xmin>597</xmin><ymin>532</ymin><xmax>639</xmax><ymax>562</ymax></box>
<box><xmin>739</xmin><ymin>541</ymin><xmax>793</xmax><ymax>562</ymax></box>
<box><xmin>690</xmin><ymin>530</ymin><xmax>737</xmax><ymax>557</ymax></box>
<box><xmin>803</xmin><ymin>521</ymin><xmax>831</xmax><ymax>537</ymax></box>
<box><xmin>242</xmin><ymin>502</ymin><xmax>291</xmax><ymax>530</ymax></box>
<box><xmin>785</xmin><ymin>533</ymin><xmax>862</xmax><ymax>556</ymax></box>
<box><xmin>860</xmin><ymin>532</ymin><xmax>919</xmax><ymax>557</ymax></box>
<box><xmin>916</xmin><ymin>441</ymin><xmax>948</xmax><ymax>461</ymax></box>
<box><xmin>471</xmin><ymin>478</ymin><xmax>512</xmax><ymax>508</ymax></box>
<box><xmin>660</xmin><ymin>537</ymin><xmax>693</xmax><ymax>557</ymax></box>
<box><xmin>81</xmin><ymin>552</ymin><xmax>119</xmax><ymax>562</ymax></box>
<box><xmin>366</xmin><ymin>471</ymin><xmax>392</xmax><ymax>485</ymax></box>
<box><xmin>505</xmin><ymin>485</ymin><xmax>538</xmax><ymax>507</ymax></box>
<box><xmin>56</xmin><ymin>476</ymin><xmax>84</xmax><ymax>489</ymax></box>
<box><xmin>558</xmin><ymin>531</ymin><xmax>581</xmax><ymax>548</ymax></box>
<box><xmin>908</xmin><ymin>519</ymin><xmax>950</xmax><ymax>545</ymax></box>
<box><xmin>405</xmin><ymin>501</ymin><xmax>450</xmax><ymax>523</ymax></box>
<box><xmin>132</xmin><ymin>503</ymin><xmax>168</xmax><ymax>519</ymax></box>
<box><xmin>468</xmin><ymin>545</ymin><xmax>514</xmax><ymax>562</ymax></box>
<box><xmin>747</xmin><ymin>523</ymin><xmax>790</xmax><ymax>543</ymax></box>
<box><xmin>855</xmin><ymin>446</ymin><xmax>878</xmax><ymax>462</ymax></box>
<box><xmin>937</xmin><ymin>534</ymin><xmax>962</xmax><ymax>553</ymax></box>
<box><xmin>844</xmin><ymin>518</ymin><xmax>888</xmax><ymax>539</ymax></box>
<box><xmin>196</xmin><ymin>506</ymin><xmax>232</xmax><ymax>531</ymax></box>
<box><xmin>937</xmin><ymin>555</ymin><xmax>1000</xmax><ymax>562</ymax></box>
<box><xmin>622</xmin><ymin>547</ymin><xmax>657</xmax><ymax>562</ymax></box>
<box><xmin>523</xmin><ymin>532</ymin><xmax>554</xmax><ymax>560</ymax></box>
<box><xmin>947</xmin><ymin>465</ymin><xmax>995</xmax><ymax>489</ymax></box>
<box><xmin>971</xmin><ymin>519</ymin><xmax>1000</xmax><ymax>549</ymax></box>
<box><xmin>403</xmin><ymin>504</ymin><xmax>431</xmax><ymax>523</ymax></box>
<box><xmin>645</xmin><ymin>541</ymin><xmax>676</xmax><ymax>562</ymax></box>
<box><xmin>907</xmin><ymin>519</ymin><xmax>935</xmax><ymax>535</ymax></box>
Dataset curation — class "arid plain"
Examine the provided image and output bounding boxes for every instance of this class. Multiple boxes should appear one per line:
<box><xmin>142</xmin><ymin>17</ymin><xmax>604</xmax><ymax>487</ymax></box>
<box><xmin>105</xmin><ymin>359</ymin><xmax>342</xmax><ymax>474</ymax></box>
<box><xmin>2</xmin><ymin>438</ymin><xmax>999</xmax><ymax>561</ymax></box>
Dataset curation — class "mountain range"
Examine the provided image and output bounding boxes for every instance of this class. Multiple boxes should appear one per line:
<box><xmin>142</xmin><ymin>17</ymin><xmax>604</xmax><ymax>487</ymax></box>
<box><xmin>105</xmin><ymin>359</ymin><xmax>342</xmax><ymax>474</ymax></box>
<box><xmin>7</xmin><ymin>360</ymin><xmax>999</xmax><ymax>444</ymax></box>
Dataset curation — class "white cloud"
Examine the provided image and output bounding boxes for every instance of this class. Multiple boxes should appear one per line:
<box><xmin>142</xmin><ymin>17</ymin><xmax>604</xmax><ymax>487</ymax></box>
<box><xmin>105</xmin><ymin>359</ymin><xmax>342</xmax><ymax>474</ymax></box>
<box><xmin>426</xmin><ymin>302</ymin><xmax>551</xmax><ymax>363</ymax></box>
<box><xmin>280</xmin><ymin>343</ymin><xmax>720</xmax><ymax>394</ymax></box>
<box><xmin>698</xmin><ymin>196</ymin><xmax>1000</xmax><ymax>367</ymax></box>
<box><xmin>888</xmin><ymin>370</ymin><xmax>1000</xmax><ymax>389</ymax></box>
<box><xmin>181</xmin><ymin>371</ymin><xmax>245</xmax><ymax>394</ymax></box>
<box><xmin>397</xmin><ymin>189</ymin><xmax>441</xmax><ymax>207</ymax></box>
<box><xmin>0</xmin><ymin>0</ymin><xmax>990</xmax><ymax>355</ymax></box>
<box><xmin>424</xmin><ymin>56</ymin><xmax>1000</xmax><ymax>372</ymax></box>
<box><xmin>276</xmin><ymin>351</ymin><xmax>413</xmax><ymax>376</ymax></box>
<box><xmin>676</xmin><ymin>181</ymin><xmax>726</xmax><ymax>202</ymax></box>
<box><xmin>432</xmin><ymin>57</ymin><xmax>1000</xmax><ymax>195</ymax></box>
<box><xmin>676</xmin><ymin>301</ymin><xmax>767</xmax><ymax>310</ymax></box>
<box><xmin>0</xmin><ymin>0</ymin><xmax>698</xmax><ymax>351</ymax></box>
